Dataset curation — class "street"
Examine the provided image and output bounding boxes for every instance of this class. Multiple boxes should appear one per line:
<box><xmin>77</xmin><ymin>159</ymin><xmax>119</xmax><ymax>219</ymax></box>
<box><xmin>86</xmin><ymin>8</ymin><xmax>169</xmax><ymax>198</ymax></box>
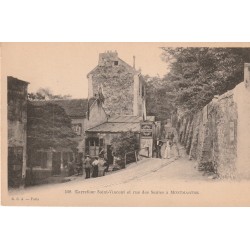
<box><xmin>14</xmin><ymin>147</ymin><xmax>210</xmax><ymax>193</ymax></box>
<box><xmin>8</xmin><ymin>147</ymin><xmax>250</xmax><ymax>206</ymax></box>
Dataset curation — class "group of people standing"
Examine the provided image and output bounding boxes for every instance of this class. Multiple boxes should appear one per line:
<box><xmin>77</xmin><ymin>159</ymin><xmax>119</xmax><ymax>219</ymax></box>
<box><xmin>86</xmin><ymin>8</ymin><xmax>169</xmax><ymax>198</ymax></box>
<box><xmin>82</xmin><ymin>155</ymin><xmax>109</xmax><ymax>179</ymax></box>
<box><xmin>155</xmin><ymin>119</ymin><xmax>180</xmax><ymax>160</ymax></box>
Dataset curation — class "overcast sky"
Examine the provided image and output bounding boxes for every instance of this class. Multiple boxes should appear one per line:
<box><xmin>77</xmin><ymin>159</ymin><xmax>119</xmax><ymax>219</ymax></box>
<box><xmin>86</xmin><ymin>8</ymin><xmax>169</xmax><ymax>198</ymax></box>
<box><xmin>2</xmin><ymin>43</ymin><xmax>168</xmax><ymax>98</ymax></box>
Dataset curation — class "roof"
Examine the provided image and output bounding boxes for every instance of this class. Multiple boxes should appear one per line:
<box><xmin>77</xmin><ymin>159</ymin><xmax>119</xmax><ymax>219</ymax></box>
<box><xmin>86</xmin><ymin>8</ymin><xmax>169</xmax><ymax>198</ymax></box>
<box><xmin>8</xmin><ymin>76</ymin><xmax>29</xmax><ymax>86</ymax></box>
<box><xmin>86</xmin><ymin>115</ymin><xmax>155</xmax><ymax>133</ymax></box>
<box><xmin>87</xmin><ymin>53</ymin><xmax>136</xmax><ymax>77</ymax></box>
<box><xmin>86</xmin><ymin>122</ymin><xmax>140</xmax><ymax>133</ymax></box>
<box><xmin>107</xmin><ymin>115</ymin><xmax>155</xmax><ymax>123</ymax></box>
<box><xmin>31</xmin><ymin>98</ymin><xmax>96</xmax><ymax>118</ymax></box>
<box><xmin>108</xmin><ymin>115</ymin><xmax>142</xmax><ymax>123</ymax></box>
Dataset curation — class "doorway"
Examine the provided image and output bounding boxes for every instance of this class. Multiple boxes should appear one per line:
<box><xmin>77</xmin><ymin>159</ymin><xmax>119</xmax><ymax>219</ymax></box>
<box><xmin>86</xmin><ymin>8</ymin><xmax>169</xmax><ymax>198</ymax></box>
<box><xmin>52</xmin><ymin>152</ymin><xmax>61</xmax><ymax>176</ymax></box>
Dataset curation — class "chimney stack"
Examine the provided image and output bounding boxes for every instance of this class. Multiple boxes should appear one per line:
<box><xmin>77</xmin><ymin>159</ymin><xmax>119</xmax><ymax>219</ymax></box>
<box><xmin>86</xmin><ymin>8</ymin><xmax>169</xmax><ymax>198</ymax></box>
<box><xmin>244</xmin><ymin>63</ymin><xmax>250</xmax><ymax>89</ymax></box>
<box><xmin>133</xmin><ymin>56</ymin><xmax>135</xmax><ymax>69</ymax></box>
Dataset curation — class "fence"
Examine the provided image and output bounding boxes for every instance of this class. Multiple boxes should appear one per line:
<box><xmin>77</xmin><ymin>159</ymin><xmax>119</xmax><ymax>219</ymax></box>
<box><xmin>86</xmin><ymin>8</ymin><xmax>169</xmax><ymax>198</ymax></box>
<box><xmin>124</xmin><ymin>147</ymin><xmax>149</xmax><ymax>168</ymax></box>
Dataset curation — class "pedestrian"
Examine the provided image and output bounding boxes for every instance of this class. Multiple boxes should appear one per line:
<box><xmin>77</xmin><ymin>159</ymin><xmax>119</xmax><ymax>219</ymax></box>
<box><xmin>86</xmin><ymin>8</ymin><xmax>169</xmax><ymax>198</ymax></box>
<box><xmin>98</xmin><ymin>157</ymin><xmax>106</xmax><ymax>177</ymax></box>
<box><xmin>164</xmin><ymin>139</ymin><xmax>172</xmax><ymax>159</ymax></box>
<box><xmin>91</xmin><ymin>157</ymin><xmax>99</xmax><ymax>178</ymax></box>
<box><xmin>156</xmin><ymin>138</ymin><xmax>163</xmax><ymax>158</ymax></box>
<box><xmin>103</xmin><ymin>157</ymin><xmax>109</xmax><ymax>172</ymax></box>
<box><xmin>83</xmin><ymin>155</ymin><xmax>92</xmax><ymax>179</ymax></box>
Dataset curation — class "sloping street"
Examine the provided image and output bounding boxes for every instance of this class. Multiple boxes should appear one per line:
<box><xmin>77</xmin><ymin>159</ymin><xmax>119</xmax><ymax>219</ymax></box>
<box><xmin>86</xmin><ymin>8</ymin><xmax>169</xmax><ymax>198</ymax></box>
<box><xmin>13</xmin><ymin>147</ymin><xmax>208</xmax><ymax>194</ymax></box>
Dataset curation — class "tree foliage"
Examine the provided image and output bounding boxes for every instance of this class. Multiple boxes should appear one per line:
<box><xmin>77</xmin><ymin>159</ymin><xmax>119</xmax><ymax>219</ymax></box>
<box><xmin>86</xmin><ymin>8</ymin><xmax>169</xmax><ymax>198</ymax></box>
<box><xmin>28</xmin><ymin>88</ymin><xmax>72</xmax><ymax>100</ymax></box>
<box><xmin>161</xmin><ymin>47</ymin><xmax>250</xmax><ymax>115</ymax></box>
<box><xmin>144</xmin><ymin>75</ymin><xmax>175</xmax><ymax>121</ymax></box>
<box><xmin>27</xmin><ymin>102</ymin><xmax>78</xmax><ymax>153</ymax></box>
<box><xmin>111</xmin><ymin>131</ymin><xmax>140</xmax><ymax>166</ymax></box>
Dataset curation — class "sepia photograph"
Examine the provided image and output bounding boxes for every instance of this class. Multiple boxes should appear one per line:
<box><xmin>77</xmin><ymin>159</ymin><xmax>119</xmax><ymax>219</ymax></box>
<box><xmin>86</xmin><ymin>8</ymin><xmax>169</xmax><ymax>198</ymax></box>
<box><xmin>1</xmin><ymin>42</ymin><xmax>250</xmax><ymax>206</ymax></box>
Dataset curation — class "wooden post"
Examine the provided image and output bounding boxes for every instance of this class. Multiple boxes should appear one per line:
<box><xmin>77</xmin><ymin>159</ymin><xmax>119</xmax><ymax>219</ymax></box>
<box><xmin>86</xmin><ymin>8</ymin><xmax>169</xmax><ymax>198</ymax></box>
<box><xmin>135</xmin><ymin>151</ymin><xmax>137</xmax><ymax>163</ymax></box>
<box><xmin>60</xmin><ymin>151</ymin><xmax>63</xmax><ymax>169</ymax></box>
<box><xmin>125</xmin><ymin>153</ymin><xmax>127</xmax><ymax>168</ymax></box>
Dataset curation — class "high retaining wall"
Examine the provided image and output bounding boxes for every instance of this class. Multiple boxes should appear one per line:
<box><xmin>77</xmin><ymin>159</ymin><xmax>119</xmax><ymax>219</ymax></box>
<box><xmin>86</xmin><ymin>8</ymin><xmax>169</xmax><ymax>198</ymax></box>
<box><xmin>178</xmin><ymin>63</ymin><xmax>250</xmax><ymax>179</ymax></box>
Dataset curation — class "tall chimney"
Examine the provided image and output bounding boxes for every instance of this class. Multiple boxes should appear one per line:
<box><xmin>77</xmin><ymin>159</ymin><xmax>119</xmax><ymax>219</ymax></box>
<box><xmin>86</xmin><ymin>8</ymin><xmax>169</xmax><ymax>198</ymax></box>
<box><xmin>133</xmin><ymin>56</ymin><xmax>135</xmax><ymax>69</ymax></box>
<box><xmin>244</xmin><ymin>63</ymin><xmax>250</xmax><ymax>89</ymax></box>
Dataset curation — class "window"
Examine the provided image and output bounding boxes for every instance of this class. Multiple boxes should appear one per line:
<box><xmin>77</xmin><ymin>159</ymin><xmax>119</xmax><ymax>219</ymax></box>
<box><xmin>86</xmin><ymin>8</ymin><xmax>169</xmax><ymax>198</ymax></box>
<box><xmin>114</xmin><ymin>61</ymin><xmax>118</xmax><ymax>66</ymax></box>
<box><xmin>72</xmin><ymin>123</ymin><xmax>82</xmax><ymax>136</ymax></box>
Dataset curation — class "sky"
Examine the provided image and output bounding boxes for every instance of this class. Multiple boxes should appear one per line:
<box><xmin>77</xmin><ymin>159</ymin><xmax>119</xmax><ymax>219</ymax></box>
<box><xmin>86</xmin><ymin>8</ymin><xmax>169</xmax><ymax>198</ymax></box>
<box><xmin>1</xmin><ymin>43</ymin><xmax>168</xmax><ymax>98</ymax></box>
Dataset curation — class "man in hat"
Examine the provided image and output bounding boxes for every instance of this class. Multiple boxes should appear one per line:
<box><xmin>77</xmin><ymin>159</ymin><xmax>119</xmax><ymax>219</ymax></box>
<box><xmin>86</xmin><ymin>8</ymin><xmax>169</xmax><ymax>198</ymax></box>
<box><xmin>156</xmin><ymin>138</ymin><xmax>163</xmax><ymax>158</ymax></box>
<box><xmin>83</xmin><ymin>155</ymin><xmax>92</xmax><ymax>179</ymax></box>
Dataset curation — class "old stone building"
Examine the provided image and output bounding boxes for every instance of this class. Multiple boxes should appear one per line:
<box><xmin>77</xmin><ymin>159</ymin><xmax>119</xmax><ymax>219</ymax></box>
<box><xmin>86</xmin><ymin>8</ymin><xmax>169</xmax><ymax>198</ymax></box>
<box><xmin>85</xmin><ymin>51</ymin><xmax>157</xmax><ymax>162</ymax></box>
<box><xmin>8</xmin><ymin>76</ymin><xmax>29</xmax><ymax>188</ymax></box>
<box><xmin>87</xmin><ymin>51</ymin><xmax>146</xmax><ymax>117</ymax></box>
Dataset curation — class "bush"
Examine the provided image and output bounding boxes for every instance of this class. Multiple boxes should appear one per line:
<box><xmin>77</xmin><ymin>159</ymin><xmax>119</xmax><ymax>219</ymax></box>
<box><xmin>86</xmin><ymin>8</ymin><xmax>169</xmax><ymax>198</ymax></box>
<box><xmin>111</xmin><ymin>131</ymin><xmax>140</xmax><ymax>167</ymax></box>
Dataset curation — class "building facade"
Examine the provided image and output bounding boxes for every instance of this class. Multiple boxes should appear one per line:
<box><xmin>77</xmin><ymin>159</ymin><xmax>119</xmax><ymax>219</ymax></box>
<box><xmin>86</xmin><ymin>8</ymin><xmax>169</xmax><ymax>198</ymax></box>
<box><xmin>85</xmin><ymin>51</ymin><xmax>151</xmax><ymax>161</ymax></box>
<box><xmin>87</xmin><ymin>51</ymin><xmax>146</xmax><ymax>117</ymax></box>
<box><xmin>8</xmin><ymin>76</ymin><xmax>29</xmax><ymax>188</ymax></box>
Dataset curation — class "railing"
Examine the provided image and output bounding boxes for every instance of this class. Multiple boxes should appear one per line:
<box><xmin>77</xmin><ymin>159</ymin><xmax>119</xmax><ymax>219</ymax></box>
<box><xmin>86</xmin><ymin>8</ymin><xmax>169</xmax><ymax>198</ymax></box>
<box><xmin>124</xmin><ymin>147</ymin><xmax>149</xmax><ymax>168</ymax></box>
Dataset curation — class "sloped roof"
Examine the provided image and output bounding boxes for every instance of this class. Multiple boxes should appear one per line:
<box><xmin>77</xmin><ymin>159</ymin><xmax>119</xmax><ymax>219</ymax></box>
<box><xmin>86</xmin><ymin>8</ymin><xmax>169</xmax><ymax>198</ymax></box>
<box><xmin>107</xmin><ymin>115</ymin><xmax>155</xmax><ymax>123</ymax></box>
<box><xmin>86</xmin><ymin>115</ymin><xmax>155</xmax><ymax>133</ymax></box>
<box><xmin>108</xmin><ymin>115</ymin><xmax>142</xmax><ymax>123</ymax></box>
<box><xmin>86</xmin><ymin>122</ymin><xmax>140</xmax><ymax>133</ymax></box>
<box><xmin>87</xmin><ymin>56</ymin><xmax>136</xmax><ymax>76</ymax></box>
<box><xmin>31</xmin><ymin>98</ymin><xmax>96</xmax><ymax>118</ymax></box>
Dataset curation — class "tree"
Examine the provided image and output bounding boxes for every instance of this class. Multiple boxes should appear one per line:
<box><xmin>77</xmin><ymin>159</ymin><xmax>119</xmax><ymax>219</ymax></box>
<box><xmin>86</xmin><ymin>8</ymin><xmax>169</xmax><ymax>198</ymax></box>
<box><xmin>28</xmin><ymin>88</ymin><xmax>72</xmax><ymax>100</ymax></box>
<box><xmin>161</xmin><ymin>47</ymin><xmax>250</xmax><ymax>115</ymax></box>
<box><xmin>27</xmin><ymin>102</ymin><xmax>78</xmax><ymax>166</ymax></box>
<box><xmin>144</xmin><ymin>75</ymin><xmax>175</xmax><ymax>122</ymax></box>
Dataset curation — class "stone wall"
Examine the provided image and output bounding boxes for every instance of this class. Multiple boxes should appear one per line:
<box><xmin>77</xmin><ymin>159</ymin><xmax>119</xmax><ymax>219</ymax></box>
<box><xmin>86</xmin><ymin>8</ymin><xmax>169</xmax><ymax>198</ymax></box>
<box><xmin>8</xmin><ymin>76</ymin><xmax>29</xmax><ymax>187</ymax></box>
<box><xmin>89</xmin><ymin>61</ymin><xmax>134</xmax><ymax>116</ymax></box>
<box><xmin>178</xmin><ymin>64</ymin><xmax>250</xmax><ymax>179</ymax></box>
<box><xmin>87</xmin><ymin>51</ymin><xmax>146</xmax><ymax>117</ymax></box>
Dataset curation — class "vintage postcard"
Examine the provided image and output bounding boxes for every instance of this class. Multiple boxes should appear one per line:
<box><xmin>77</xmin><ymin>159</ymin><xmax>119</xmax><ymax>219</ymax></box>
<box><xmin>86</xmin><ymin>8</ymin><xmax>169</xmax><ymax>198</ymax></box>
<box><xmin>1</xmin><ymin>42</ymin><xmax>250</xmax><ymax>206</ymax></box>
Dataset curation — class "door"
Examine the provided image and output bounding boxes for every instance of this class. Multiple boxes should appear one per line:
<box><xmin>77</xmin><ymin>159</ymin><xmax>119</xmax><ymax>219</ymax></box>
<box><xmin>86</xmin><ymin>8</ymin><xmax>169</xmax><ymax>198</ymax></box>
<box><xmin>52</xmin><ymin>152</ymin><xmax>61</xmax><ymax>175</ymax></box>
<box><xmin>88</xmin><ymin>137</ymin><xmax>99</xmax><ymax>157</ymax></box>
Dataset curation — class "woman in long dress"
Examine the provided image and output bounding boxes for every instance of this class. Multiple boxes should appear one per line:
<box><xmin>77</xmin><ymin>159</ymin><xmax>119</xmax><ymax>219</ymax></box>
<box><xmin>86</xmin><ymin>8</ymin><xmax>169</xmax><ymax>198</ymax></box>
<box><xmin>91</xmin><ymin>157</ymin><xmax>99</xmax><ymax>178</ymax></box>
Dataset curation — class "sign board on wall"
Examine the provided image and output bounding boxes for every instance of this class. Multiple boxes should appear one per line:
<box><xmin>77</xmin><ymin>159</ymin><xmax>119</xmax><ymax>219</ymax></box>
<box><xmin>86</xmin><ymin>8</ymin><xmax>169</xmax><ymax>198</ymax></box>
<box><xmin>140</xmin><ymin>122</ymin><xmax>153</xmax><ymax>138</ymax></box>
<box><xmin>140</xmin><ymin>122</ymin><xmax>154</xmax><ymax>157</ymax></box>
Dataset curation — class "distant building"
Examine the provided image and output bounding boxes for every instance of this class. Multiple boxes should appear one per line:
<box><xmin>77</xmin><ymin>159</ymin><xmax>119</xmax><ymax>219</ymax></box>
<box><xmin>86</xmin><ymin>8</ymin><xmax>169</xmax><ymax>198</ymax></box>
<box><xmin>8</xmin><ymin>76</ymin><xmax>29</xmax><ymax>188</ymax></box>
<box><xmin>87</xmin><ymin>50</ymin><xmax>147</xmax><ymax>117</ymax></box>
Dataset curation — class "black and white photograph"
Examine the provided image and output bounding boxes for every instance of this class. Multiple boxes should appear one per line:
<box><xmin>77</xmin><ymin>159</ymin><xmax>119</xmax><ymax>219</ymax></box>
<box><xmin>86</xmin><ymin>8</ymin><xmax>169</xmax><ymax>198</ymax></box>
<box><xmin>1</xmin><ymin>43</ymin><xmax>250</xmax><ymax>206</ymax></box>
